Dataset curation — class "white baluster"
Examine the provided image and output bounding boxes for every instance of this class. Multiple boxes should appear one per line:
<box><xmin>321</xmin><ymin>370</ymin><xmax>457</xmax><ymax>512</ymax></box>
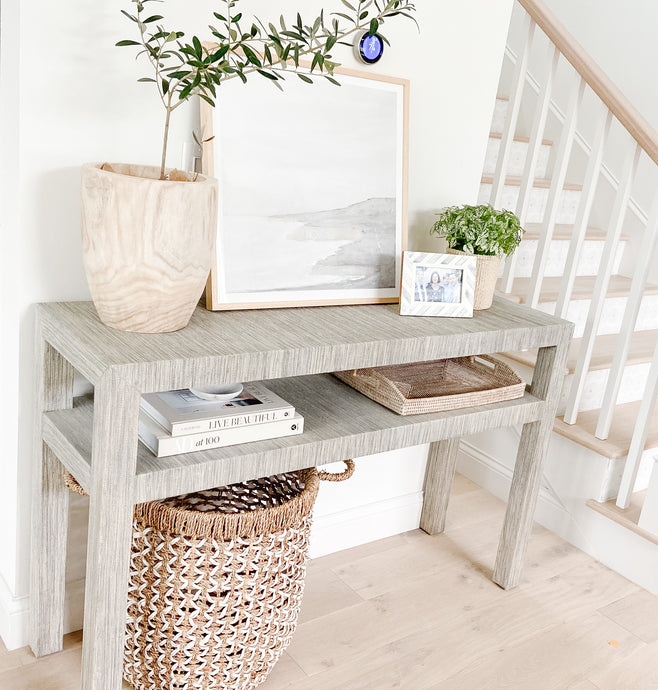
<box><xmin>616</xmin><ymin>341</ymin><xmax>658</xmax><ymax>509</ymax></box>
<box><xmin>526</xmin><ymin>74</ymin><xmax>586</xmax><ymax>309</ymax></box>
<box><xmin>491</xmin><ymin>14</ymin><xmax>536</xmax><ymax>208</ymax></box>
<box><xmin>595</xmin><ymin>194</ymin><xmax>658</xmax><ymax>439</ymax></box>
<box><xmin>563</xmin><ymin>142</ymin><xmax>641</xmax><ymax>425</ymax></box>
<box><xmin>501</xmin><ymin>43</ymin><xmax>559</xmax><ymax>294</ymax></box>
<box><xmin>555</xmin><ymin>107</ymin><xmax>613</xmax><ymax>319</ymax></box>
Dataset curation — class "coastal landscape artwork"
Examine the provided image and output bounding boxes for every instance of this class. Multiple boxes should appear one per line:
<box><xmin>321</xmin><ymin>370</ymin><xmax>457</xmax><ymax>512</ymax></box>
<box><xmin>204</xmin><ymin>67</ymin><xmax>408</xmax><ymax>309</ymax></box>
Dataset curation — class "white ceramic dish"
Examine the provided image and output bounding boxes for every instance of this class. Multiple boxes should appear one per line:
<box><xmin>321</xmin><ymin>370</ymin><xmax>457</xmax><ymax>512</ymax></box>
<box><xmin>190</xmin><ymin>383</ymin><xmax>244</xmax><ymax>402</ymax></box>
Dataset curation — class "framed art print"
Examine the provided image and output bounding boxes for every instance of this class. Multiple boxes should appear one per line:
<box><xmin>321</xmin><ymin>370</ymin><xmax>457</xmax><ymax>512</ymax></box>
<box><xmin>201</xmin><ymin>65</ymin><xmax>409</xmax><ymax>310</ymax></box>
<box><xmin>399</xmin><ymin>251</ymin><xmax>477</xmax><ymax>317</ymax></box>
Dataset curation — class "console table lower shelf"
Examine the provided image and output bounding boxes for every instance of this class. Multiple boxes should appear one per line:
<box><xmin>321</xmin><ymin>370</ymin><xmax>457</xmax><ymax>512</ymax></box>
<box><xmin>43</xmin><ymin>373</ymin><xmax>546</xmax><ymax>503</ymax></box>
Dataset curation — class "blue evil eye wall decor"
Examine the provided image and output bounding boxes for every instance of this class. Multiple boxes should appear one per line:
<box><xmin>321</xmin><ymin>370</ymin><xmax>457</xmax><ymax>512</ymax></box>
<box><xmin>354</xmin><ymin>32</ymin><xmax>384</xmax><ymax>64</ymax></box>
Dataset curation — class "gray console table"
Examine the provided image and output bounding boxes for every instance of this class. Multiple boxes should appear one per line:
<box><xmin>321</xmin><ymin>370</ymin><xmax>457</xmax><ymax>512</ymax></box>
<box><xmin>30</xmin><ymin>298</ymin><xmax>572</xmax><ymax>689</ymax></box>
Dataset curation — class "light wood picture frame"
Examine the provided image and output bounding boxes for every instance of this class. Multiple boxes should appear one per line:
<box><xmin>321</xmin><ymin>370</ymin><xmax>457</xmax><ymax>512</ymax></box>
<box><xmin>201</xmin><ymin>66</ymin><xmax>409</xmax><ymax>311</ymax></box>
<box><xmin>399</xmin><ymin>251</ymin><xmax>477</xmax><ymax>318</ymax></box>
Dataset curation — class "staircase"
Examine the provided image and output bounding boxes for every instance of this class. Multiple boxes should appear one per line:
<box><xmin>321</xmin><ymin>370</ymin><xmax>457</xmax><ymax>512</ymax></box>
<box><xmin>466</xmin><ymin>0</ymin><xmax>658</xmax><ymax>573</ymax></box>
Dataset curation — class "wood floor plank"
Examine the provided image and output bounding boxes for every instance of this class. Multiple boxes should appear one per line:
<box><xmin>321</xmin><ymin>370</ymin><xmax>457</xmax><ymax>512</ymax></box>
<box><xmin>285</xmin><ymin>556</ymin><xmax>504</xmax><ymax>677</ymax></box>
<box><xmin>260</xmin><ymin>652</ymin><xmax>306</xmax><ymax>688</ymax></box>
<box><xmin>599</xmin><ymin>589</ymin><xmax>658</xmax><ymax>643</ymax></box>
<box><xmin>297</xmin><ymin>565</ymin><xmax>363</xmax><ymax>625</ymax></box>
<box><xmin>443</xmin><ymin>485</ymin><xmax>507</xmax><ymax>531</ymax></box>
<box><xmin>430</xmin><ymin>612</ymin><xmax>645</xmax><ymax>690</ymax></box>
<box><xmin>587</xmin><ymin>639</ymin><xmax>658</xmax><ymax>689</ymax></box>
<box><xmin>332</xmin><ymin>525</ymin><xmax>499</xmax><ymax>600</ymax></box>
<box><xmin>519</xmin><ymin>560</ymin><xmax>640</xmax><ymax>624</ymax></box>
<box><xmin>263</xmin><ymin>587</ymin><xmax>561</xmax><ymax>690</ymax></box>
<box><xmin>566</xmin><ymin>680</ymin><xmax>601</xmax><ymax>689</ymax></box>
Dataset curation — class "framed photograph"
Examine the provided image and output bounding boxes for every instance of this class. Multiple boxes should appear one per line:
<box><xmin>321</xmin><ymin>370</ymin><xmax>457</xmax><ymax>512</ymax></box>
<box><xmin>201</xmin><ymin>66</ymin><xmax>409</xmax><ymax>310</ymax></box>
<box><xmin>399</xmin><ymin>251</ymin><xmax>477</xmax><ymax>317</ymax></box>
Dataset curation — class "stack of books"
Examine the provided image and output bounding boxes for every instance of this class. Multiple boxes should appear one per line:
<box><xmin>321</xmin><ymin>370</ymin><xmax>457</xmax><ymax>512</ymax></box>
<box><xmin>138</xmin><ymin>382</ymin><xmax>303</xmax><ymax>457</ymax></box>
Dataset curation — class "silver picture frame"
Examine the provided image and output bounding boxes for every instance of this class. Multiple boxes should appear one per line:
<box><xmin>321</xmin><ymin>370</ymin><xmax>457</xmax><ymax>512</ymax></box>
<box><xmin>399</xmin><ymin>251</ymin><xmax>477</xmax><ymax>317</ymax></box>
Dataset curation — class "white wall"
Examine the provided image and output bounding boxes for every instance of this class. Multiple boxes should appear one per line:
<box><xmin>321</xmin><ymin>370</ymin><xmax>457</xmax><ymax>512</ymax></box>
<box><xmin>0</xmin><ymin>0</ymin><xmax>514</xmax><ymax>649</ymax></box>
<box><xmin>542</xmin><ymin>0</ymin><xmax>658</xmax><ymax>133</ymax></box>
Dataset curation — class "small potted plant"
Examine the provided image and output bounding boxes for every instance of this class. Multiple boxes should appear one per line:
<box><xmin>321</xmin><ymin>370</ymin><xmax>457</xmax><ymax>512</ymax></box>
<box><xmin>430</xmin><ymin>204</ymin><xmax>524</xmax><ymax>310</ymax></box>
<box><xmin>81</xmin><ymin>0</ymin><xmax>417</xmax><ymax>333</ymax></box>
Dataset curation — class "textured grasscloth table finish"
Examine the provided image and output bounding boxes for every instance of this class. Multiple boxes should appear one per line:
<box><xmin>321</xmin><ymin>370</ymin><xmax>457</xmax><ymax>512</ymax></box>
<box><xmin>31</xmin><ymin>298</ymin><xmax>572</xmax><ymax>690</ymax></box>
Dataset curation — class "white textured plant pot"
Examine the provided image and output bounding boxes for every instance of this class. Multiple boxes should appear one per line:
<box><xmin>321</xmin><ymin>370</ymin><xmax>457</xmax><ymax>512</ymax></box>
<box><xmin>447</xmin><ymin>248</ymin><xmax>500</xmax><ymax>310</ymax></box>
<box><xmin>81</xmin><ymin>162</ymin><xmax>218</xmax><ymax>333</ymax></box>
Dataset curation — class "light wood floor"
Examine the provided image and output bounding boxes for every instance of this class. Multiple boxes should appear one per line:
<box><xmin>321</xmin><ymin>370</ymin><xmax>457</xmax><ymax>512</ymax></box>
<box><xmin>3</xmin><ymin>474</ymin><xmax>658</xmax><ymax>689</ymax></box>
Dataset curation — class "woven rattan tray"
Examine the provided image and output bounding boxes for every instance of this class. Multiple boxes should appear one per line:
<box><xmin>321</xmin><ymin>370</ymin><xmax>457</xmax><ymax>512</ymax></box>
<box><xmin>334</xmin><ymin>355</ymin><xmax>525</xmax><ymax>416</ymax></box>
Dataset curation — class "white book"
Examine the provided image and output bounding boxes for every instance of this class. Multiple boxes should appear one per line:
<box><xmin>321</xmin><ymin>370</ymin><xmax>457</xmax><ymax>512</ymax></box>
<box><xmin>140</xmin><ymin>382</ymin><xmax>295</xmax><ymax>437</ymax></box>
<box><xmin>138</xmin><ymin>409</ymin><xmax>304</xmax><ymax>458</ymax></box>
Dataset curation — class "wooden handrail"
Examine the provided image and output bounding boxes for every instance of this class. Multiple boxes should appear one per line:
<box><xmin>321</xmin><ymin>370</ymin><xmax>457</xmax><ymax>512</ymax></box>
<box><xmin>518</xmin><ymin>0</ymin><xmax>658</xmax><ymax>166</ymax></box>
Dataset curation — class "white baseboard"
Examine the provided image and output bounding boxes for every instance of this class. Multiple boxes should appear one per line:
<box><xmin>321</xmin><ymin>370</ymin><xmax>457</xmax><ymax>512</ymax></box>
<box><xmin>456</xmin><ymin>440</ymin><xmax>565</xmax><ymax>512</ymax></box>
<box><xmin>0</xmin><ymin>574</ymin><xmax>28</xmax><ymax>651</ymax></box>
<box><xmin>309</xmin><ymin>491</ymin><xmax>423</xmax><ymax>559</ymax></box>
<box><xmin>0</xmin><ymin>574</ymin><xmax>86</xmax><ymax>652</ymax></box>
<box><xmin>455</xmin><ymin>439</ymin><xmax>595</xmax><ymax>555</ymax></box>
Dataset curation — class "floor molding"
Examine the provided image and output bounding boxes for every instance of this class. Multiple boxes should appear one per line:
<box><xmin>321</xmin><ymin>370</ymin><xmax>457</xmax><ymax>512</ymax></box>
<box><xmin>0</xmin><ymin>574</ymin><xmax>28</xmax><ymax>651</ymax></box>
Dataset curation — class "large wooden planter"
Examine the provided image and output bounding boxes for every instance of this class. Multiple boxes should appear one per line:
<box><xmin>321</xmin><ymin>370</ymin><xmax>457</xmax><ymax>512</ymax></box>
<box><xmin>80</xmin><ymin>162</ymin><xmax>218</xmax><ymax>333</ymax></box>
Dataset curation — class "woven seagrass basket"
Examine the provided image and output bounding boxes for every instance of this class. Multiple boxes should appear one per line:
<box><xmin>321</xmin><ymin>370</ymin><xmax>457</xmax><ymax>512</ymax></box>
<box><xmin>334</xmin><ymin>355</ymin><xmax>524</xmax><ymax>416</ymax></box>
<box><xmin>65</xmin><ymin>461</ymin><xmax>354</xmax><ymax>690</ymax></box>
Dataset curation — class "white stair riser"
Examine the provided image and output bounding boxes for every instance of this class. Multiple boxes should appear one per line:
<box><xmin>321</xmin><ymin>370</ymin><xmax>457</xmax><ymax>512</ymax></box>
<box><xmin>479</xmin><ymin>182</ymin><xmax>581</xmax><ymax>224</ymax></box>
<box><xmin>506</xmin><ymin>357</ymin><xmax>652</xmax><ymax>414</ymax></box>
<box><xmin>511</xmin><ymin>239</ymin><xmax>625</xmax><ymax>278</ymax></box>
<box><xmin>484</xmin><ymin>137</ymin><xmax>551</xmax><ymax>177</ymax></box>
<box><xmin>638</xmin><ymin>458</ymin><xmax>658</xmax><ymax>536</ymax></box>
<box><xmin>492</xmin><ymin>98</ymin><xmax>509</xmax><ymax>134</ymax></box>
<box><xmin>559</xmin><ymin>362</ymin><xmax>654</xmax><ymax>413</ymax></box>
<box><xmin>535</xmin><ymin>294</ymin><xmax>658</xmax><ymax>338</ymax></box>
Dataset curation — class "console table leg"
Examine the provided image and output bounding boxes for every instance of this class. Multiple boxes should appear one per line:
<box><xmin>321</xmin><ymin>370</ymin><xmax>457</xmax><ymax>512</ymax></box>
<box><xmin>493</xmin><ymin>340</ymin><xmax>569</xmax><ymax>589</ymax></box>
<box><xmin>30</xmin><ymin>336</ymin><xmax>73</xmax><ymax>657</ymax></box>
<box><xmin>420</xmin><ymin>437</ymin><xmax>460</xmax><ymax>535</ymax></box>
<box><xmin>493</xmin><ymin>416</ymin><xmax>554</xmax><ymax>589</ymax></box>
<box><xmin>80</xmin><ymin>377</ymin><xmax>140</xmax><ymax>690</ymax></box>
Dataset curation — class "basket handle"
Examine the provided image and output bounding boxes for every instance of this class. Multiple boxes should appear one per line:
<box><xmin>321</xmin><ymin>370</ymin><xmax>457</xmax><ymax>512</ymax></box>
<box><xmin>317</xmin><ymin>459</ymin><xmax>356</xmax><ymax>482</ymax></box>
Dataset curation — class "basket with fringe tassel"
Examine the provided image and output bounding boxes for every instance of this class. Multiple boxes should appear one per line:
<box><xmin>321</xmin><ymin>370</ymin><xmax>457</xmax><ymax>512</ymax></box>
<box><xmin>64</xmin><ymin>460</ymin><xmax>354</xmax><ymax>690</ymax></box>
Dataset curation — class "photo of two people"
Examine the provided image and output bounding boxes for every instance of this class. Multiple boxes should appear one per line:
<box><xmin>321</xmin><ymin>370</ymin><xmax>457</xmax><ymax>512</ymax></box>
<box><xmin>414</xmin><ymin>267</ymin><xmax>463</xmax><ymax>304</ymax></box>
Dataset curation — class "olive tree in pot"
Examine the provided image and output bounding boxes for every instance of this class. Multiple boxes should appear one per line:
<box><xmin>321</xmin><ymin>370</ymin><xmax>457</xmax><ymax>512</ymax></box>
<box><xmin>430</xmin><ymin>204</ymin><xmax>524</xmax><ymax>310</ymax></box>
<box><xmin>82</xmin><ymin>0</ymin><xmax>417</xmax><ymax>333</ymax></box>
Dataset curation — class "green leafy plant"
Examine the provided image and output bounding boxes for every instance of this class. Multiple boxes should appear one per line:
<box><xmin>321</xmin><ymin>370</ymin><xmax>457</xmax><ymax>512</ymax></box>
<box><xmin>430</xmin><ymin>204</ymin><xmax>524</xmax><ymax>257</ymax></box>
<box><xmin>118</xmin><ymin>0</ymin><xmax>417</xmax><ymax>179</ymax></box>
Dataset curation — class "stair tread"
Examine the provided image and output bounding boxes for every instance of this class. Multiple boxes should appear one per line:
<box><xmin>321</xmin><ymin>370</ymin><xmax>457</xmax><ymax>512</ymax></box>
<box><xmin>504</xmin><ymin>329</ymin><xmax>658</xmax><ymax>374</ymax></box>
<box><xmin>586</xmin><ymin>491</ymin><xmax>658</xmax><ymax>546</ymax></box>
<box><xmin>553</xmin><ymin>401</ymin><xmax>658</xmax><ymax>459</ymax></box>
<box><xmin>501</xmin><ymin>275</ymin><xmax>658</xmax><ymax>304</ymax></box>
<box><xmin>520</xmin><ymin>223</ymin><xmax>629</xmax><ymax>242</ymax></box>
<box><xmin>488</xmin><ymin>132</ymin><xmax>553</xmax><ymax>146</ymax></box>
<box><xmin>481</xmin><ymin>174</ymin><xmax>582</xmax><ymax>191</ymax></box>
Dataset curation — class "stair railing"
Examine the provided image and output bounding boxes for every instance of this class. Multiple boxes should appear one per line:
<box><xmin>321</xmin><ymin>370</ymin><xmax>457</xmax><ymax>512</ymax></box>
<box><xmin>492</xmin><ymin>0</ymin><xmax>658</xmax><ymax>509</ymax></box>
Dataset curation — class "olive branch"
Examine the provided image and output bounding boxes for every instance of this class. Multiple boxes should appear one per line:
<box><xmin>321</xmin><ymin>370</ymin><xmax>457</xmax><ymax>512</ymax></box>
<box><xmin>117</xmin><ymin>0</ymin><xmax>417</xmax><ymax>179</ymax></box>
